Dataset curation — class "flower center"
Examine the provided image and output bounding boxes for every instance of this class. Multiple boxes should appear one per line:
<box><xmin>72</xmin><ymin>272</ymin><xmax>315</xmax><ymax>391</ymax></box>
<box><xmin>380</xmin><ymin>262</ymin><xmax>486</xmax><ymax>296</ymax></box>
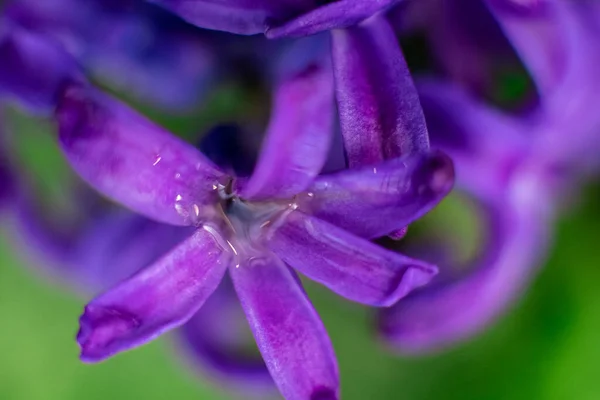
<box><xmin>213</xmin><ymin>180</ymin><xmax>297</xmax><ymax>260</ymax></box>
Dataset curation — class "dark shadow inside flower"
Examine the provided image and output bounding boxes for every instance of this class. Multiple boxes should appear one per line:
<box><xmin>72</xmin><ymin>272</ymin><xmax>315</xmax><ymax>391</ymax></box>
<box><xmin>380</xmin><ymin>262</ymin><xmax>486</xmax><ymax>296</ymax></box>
<box><xmin>390</xmin><ymin>0</ymin><xmax>539</xmax><ymax>112</ymax></box>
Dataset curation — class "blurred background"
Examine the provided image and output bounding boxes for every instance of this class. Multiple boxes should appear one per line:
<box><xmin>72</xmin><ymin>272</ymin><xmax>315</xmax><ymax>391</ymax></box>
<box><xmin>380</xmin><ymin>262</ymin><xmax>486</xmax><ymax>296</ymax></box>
<box><xmin>2</xmin><ymin>1</ymin><xmax>600</xmax><ymax>399</ymax></box>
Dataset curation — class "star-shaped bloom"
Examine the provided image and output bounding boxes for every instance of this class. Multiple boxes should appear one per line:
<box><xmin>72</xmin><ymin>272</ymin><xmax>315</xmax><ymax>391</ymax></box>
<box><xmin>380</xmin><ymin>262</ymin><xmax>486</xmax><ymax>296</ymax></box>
<box><xmin>54</xmin><ymin>50</ymin><xmax>452</xmax><ymax>397</ymax></box>
<box><xmin>0</xmin><ymin>120</ymin><xmax>275</xmax><ymax>394</ymax></box>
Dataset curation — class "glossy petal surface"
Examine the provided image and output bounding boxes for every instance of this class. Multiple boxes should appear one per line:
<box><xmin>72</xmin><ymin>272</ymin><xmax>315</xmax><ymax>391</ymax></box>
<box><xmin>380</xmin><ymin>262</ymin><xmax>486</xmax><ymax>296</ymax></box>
<box><xmin>55</xmin><ymin>84</ymin><xmax>224</xmax><ymax>226</ymax></box>
<box><xmin>332</xmin><ymin>16</ymin><xmax>429</xmax><ymax>167</ymax></box>
<box><xmin>268</xmin><ymin>211</ymin><xmax>437</xmax><ymax>306</ymax></box>
<box><xmin>77</xmin><ymin>227</ymin><xmax>231</xmax><ymax>362</ymax></box>
<box><xmin>299</xmin><ymin>151</ymin><xmax>454</xmax><ymax>239</ymax></box>
<box><xmin>230</xmin><ymin>254</ymin><xmax>339</xmax><ymax>400</ymax></box>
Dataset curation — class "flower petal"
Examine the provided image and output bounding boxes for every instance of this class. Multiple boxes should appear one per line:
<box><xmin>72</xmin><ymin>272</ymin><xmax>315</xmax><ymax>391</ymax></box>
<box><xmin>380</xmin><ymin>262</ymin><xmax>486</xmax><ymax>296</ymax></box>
<box><xmin>77</xmin><ymin>227</ymin><xmax>231</xmax><ymax>362</ymax></box>
<box><xmin>266</xmin><ymin>0</ymin><xmax>400</xmax><ymax>38</ymax></box>
<box><xmin>0</xmin><ymin>24</ymin><xmax>79</xmax><ymax>114</ymax></box>
<box><xmin>148</xmin><ymin>0</ymin><xmax>315</xmax><ymax>35</ymax></box>
<box><xmin>55</xmin><ymin>83</ymin><xmax>225</xmax><ymax>226</ymax></box>
<box><xmin>331</xmin><ymin>15</ymin><xmax>429</xmax><ymax>168</ymax></box>
<box><xmin>230</xmin><ymin>254</ymin><xmax>339</xmax><ymax>400</ymax></box>
<box><xmin>484</xmin><ymin>0</ymin><xmax>563</xmax><ymax>98</ymax></box>
<box><xmin>237</xmin><ymin>61</ymin><xmax>334</xmax><ymax>200</ymax></box>
<box><xmin>268</xmin><ymin>211</ymin><xmax>438</xmax><ymax>306</ymax></box>
<box><xmin>379</xmin><ymin>182</ymin><xmax>552</xmax><ymax>353</ymax></box>
<box><xmin>299</xmin><ymin>151</ymin><xmax>454</xmax><ymax>239</ymax></box>
<box><xmin>418</xmin><ymin>79</ymin><xmax>528</xmax><ymax>198</ymax></box>
<box><xmin>174</xmin><ymin>278</ymin><xmax>273</xmax><ymax>393</ymax></box>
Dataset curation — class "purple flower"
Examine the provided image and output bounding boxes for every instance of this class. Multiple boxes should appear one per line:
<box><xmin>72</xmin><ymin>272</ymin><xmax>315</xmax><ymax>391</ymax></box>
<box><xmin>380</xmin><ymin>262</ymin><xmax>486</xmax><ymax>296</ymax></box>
<box><xmin>149</xmin><ymin>0</ymin><xmax>403</xmax><ymax>37</ymax></box>
<box><xmin>379</xmin><ymin>81</ymin><xmax>555</xmax><ymax>352</ymax></box>
<box><xmin>53</xmin><ymin>50</ymin><xmax>452</xmax><ymax>397</ymax></box>
<box><xmin>1</xmin><ymin>135</ymin><xmax>273</xmax><ymax>392</ymax></box>
<box><xmin>375</xmin><ymin>1</ymin><xmax>600</xmax><ymax>354</ymax></box>
<box><xmin>0</xmin><ymin>22</ymin><xmax>81</xmax><ymax>114</ymax></box>
<box><xmin>5</xmin><ymin>0</ymin><xmax>219</xmax><ymax>110</ymax></box>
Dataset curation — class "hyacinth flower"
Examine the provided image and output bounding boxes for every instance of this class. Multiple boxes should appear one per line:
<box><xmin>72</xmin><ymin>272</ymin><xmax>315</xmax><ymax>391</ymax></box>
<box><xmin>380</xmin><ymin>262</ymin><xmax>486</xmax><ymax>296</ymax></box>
<box><xmin>377</xmin><ymin>0</ymin><xmax>600</xmax><ymax>352</ymax></box>
<box><xmin>0</xmin><ymin>120</ymin><xmax>275</xmax><ymax>394</ymax></box>
<box><xmin>52</xmin><ymin>38</ymin><xmax>454</xmax><ymax>396</ymax></box>
<box><xmin>379</xmin><ymin>80</ymin><xmax>555</xmax><ymax>352</ymax></box>
<box><xmin>4</xmin><ymin>0</ymin><xmax>218</xmax><ymax>111</ymax></box>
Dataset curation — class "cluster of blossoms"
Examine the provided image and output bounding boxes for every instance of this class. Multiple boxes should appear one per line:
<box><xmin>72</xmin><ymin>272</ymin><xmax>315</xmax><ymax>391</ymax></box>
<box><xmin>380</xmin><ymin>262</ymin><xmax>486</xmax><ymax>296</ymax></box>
<box><xmin>0</xmin><ymin>0</ymin><xmax>599</xmax><ymax>399</ymax></box>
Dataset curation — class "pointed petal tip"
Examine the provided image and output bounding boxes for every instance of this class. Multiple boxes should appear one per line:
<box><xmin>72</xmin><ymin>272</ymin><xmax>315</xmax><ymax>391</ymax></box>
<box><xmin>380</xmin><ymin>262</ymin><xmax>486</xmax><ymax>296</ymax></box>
<box><xmin>76</xmin><ymin>304</ymin><xmax>140</xmax><ymax>363</ymax></box>
<box><xmin>381</xmin><ymin>262</ymin><xmax>438</xmax><ymax>307</ymax></box>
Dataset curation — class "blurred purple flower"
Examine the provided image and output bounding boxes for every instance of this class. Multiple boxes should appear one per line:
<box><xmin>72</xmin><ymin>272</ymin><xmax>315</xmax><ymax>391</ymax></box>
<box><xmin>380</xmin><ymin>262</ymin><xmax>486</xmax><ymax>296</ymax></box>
<box><xmin>149</xmin><ymin>0</ymin><xmax>404</xmax><ymax>37</ymax></box>
<box><xmin>4</xmin><ymin>0</ymin><xmax>218</xmax><ymax>110</ymax></box>
<box><xmin>53</xmin><ymin>49</ymin><xmax>452</xmax><ymax>396</ymax></box>
<box><xmin>0</xmin><ymin>22</ymin><xmax>82</xmax><ymax>114</ymax></box>
<box><xmin>379</xmin><ymin>81</ymin><xmax>555</xmax><ymax>352</ymax></box>
<box><xmin>378</xmin><ymin>0</ymin><xmax>600</xmax><ymax>353</ymax></box>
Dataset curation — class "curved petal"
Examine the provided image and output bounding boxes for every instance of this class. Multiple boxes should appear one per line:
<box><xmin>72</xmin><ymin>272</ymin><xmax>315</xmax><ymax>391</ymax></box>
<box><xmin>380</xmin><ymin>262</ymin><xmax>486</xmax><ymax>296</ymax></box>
<box><xmin>148</xmin><ymin>0</ymin><xmax>316</xmax><ymax>35</ymax></box>
<box><xmin>55</xmin><ymin>83</ymin><xmax>225</xmax><ymax>226</ymax></box>
<box><xmin>393</xmin><ymin>0</ymin><xmax>516</xmax><ymax>96</ymax></box>
<box><xmin>299</xmin><ymin>151</ymin><xmax>454</xmax><ymax>239</ymax></box>
<box><xmin>484</xmin><ymin>0</ymin><xmax>564</xmax><ymax>99</ymax></box>
<box><xmin>379</xmin><ymin>180</ymin><xmax>553</xmax><ymax>353</ymax></box>
<box><xmin>237</xmin><ymin>61</ymin><xmax>334</xmax><ymax>200</ymax></box>
<box><xmin>331</xmin><ymin>15</ymin><xmax>429</xmax><ymax>168</ymax></box>
<box><xmin>76</xmin><ymin>227</ymin><xmax>231</xmax><ymax>362</ymax></box>
<box><xmin>0</xmin><ymin>24</ymin><xmax>80</xmax><ymax>114</ymax></box>
<box><xmin>266</xmin><ymin>0</ymin><xmax>401</xmax><ymax>38</ymax></box>
<box><xmin>73</xmin><ymin>212</ymin><xmax>193</xmax><ymax>291</ymax></box>
<box><xmin>173</xmin><ymin>278</ymin><xmax>273</xmax><ymax>394</ymax></box>
<box><xmin>230</xmin><ymin>254</ymin><xmax>339</xmax><ymax>400</ymax></box>
<box><xmin>267</xmin><ymin>211</ymin><xmax>438</xmax><ymax>306</ymax></box>
<box><xmin>528</xmin><ymin>1</ymin><xmax>600</xmax><ymax>175</ymax></box>
<box><xmin>418</xmin><ymin>79</ymin><xmax>529</xmax><ymax>198</ymax></box>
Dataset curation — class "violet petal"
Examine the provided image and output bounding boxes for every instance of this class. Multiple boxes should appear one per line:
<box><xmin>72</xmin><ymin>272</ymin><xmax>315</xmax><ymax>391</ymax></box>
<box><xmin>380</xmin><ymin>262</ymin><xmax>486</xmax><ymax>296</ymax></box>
<box><xmin>174</xmin><ymin>277</ymin><xmax>273</xmax><ymax>393</ymax></box>
<box><xmin>268</xmin><ymin>211</ymin><xmax>438</xmax><ymax>306</ymax></box>
<box><xmin>379</xmin><ymin>186</ymin><xmax>552</xmax><ymax>353</ymax></box>
<box><xmin>331</xmin><ymin>15</ymin><xmax>429</xmax><ymax>168</ymax></box>
<box><xmin>418</xmin><ymin>79</ymin><xmax>529</xmax><ymax>198</ymax></box>
<box><xmin>299</xmin><ymin>151</ymin><xmax>454</xmax><ymax>239</ymax></box>
<box><xmin>230</xmin><ymin>254</ymin><xmax>339</xmax><ymax>400</ymax></box>
<box><xmin>77</xmin><ymin>227</ymin><xmax>231</xmax><ymax>362</ymax></box>
<box><xmin>238</xmin><ymin>62</ymin><xmax>334</xmax><ymax>200</ymax></box>
<box><xmin>266</xmin><ymin>0</ymin><xmax>401</xmax><ymax>38</ymax></box>
<box><xmin>148</xmin><ymin>0</ymin><xmax>316</xmax><ymax>35</ymax></box>
<box><xmin>55</xmin><ymin>83</ymin><xmax>225</xmax><ymax>226</ymax></box>
<box><xmin>0</xmin><ymin>24</ymin><xmax>79</xmax><ymax>114</ymax></box>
